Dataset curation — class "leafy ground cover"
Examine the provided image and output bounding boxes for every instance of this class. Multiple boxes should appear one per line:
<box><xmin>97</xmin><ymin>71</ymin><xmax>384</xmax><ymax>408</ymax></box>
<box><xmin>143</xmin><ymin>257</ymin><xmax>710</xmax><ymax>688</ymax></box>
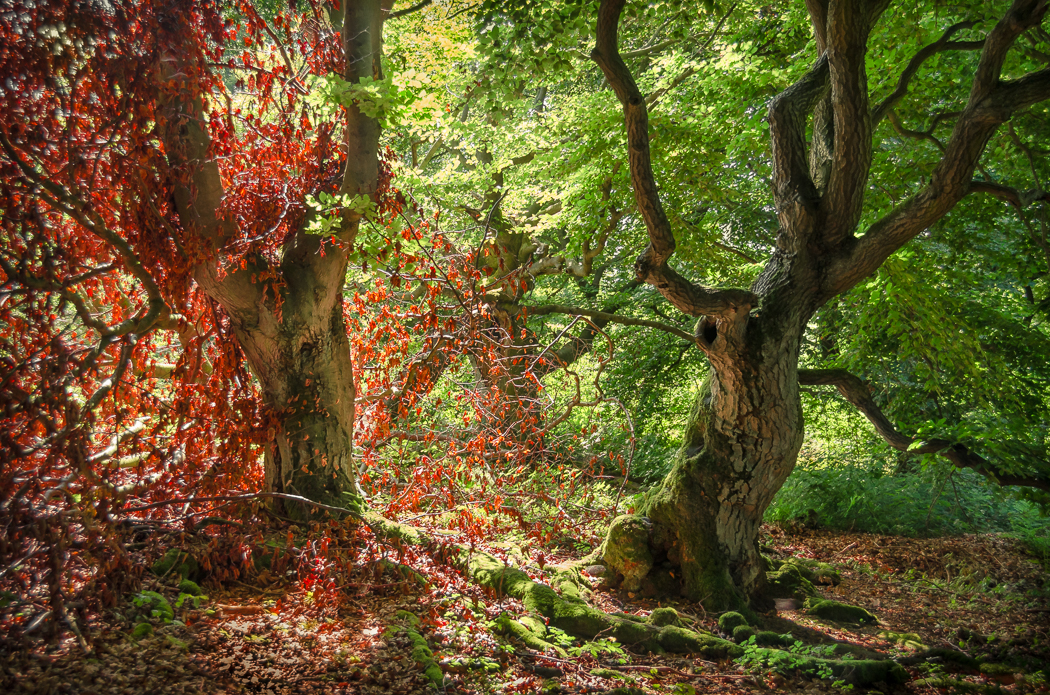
<box><xmin>2</xmin><ymin>518</ymin><xmax>1046</xmax><ymax>695</ymax></box>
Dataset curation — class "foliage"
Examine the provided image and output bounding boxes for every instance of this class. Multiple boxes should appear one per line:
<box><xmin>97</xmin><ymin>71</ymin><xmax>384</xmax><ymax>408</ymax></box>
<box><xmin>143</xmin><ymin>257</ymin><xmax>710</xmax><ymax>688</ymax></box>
<box><xmin>3</xmin><ymin>0</ymin><xmax>1050</xmax><ymax>651</ymax></box>
<box><xmin>766</xmin><ymin>420</ymin><xmax>1050</xmax><ymax>538</ymax></box>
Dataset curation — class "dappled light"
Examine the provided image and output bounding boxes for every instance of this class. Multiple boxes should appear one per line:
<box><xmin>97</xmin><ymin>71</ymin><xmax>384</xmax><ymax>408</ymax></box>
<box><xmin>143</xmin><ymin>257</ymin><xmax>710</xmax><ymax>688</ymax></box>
<box><xmin>2</xmin><ymin>0</ymin><xmax>1049</xmax><ymax>694</ymax></box>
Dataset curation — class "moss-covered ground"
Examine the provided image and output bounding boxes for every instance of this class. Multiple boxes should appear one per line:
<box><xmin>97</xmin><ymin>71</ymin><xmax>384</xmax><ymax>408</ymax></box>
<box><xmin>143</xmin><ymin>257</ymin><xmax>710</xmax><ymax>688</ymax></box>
<box><xmin>2</xmin><ymin>521</ymin><xmax>1047</xmax><ymax>695</ymax></box>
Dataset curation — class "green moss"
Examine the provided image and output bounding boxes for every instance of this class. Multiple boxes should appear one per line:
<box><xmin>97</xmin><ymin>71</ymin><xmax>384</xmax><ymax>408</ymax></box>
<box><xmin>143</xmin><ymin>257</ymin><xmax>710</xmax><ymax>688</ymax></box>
<box><xmin>915</xmin><ymin>677</ymin><xmax>1003</xmax><ymax>694</ymax></box>
<box><xmin>748</xmin><ymin>648</ymin><xmax>907</xmax><ymax>686</ymax></box>
<box><xmin>362</xmin><ymin>511</ymin><xmax>427</xmax><ymax>546</ymax></box>
<box><xmin>494</xmin><ymin>613</ymin><xmax>566</xmax><ymax>656</ymax></box>
<box><xmin>517</xmin><ymin>615</ymin><xmax>547</xmax><ymax>637</ymax></box>
<box><xmin>648</xmin><ymin>607</ymin><xmax>678</xmax><ymax>627</ymax></box>
<box><xmin>804</xmin><ymin>599</ymin><xmax>877</xmax><ymax>624</ymax></box>
<box><xmin>603</xmin><ymin>515</ymin><xmax>654</xmax><ymax>592</ymax></box>
<box><xmin>733</xmin><ymin>625</ymin><xmax>756</xmax><ymax>643</ymax></box>
<box><xmin>656</xmin><ymin>626</ymin><xmax>742</xmax><ymax>658</ymax></box>
<box><xmin>385</xmin><ymin>623</ymin><xmax>442</xmax><ymax>686</ymax></box>
<box><xmin>755</xmin><ymin>631</ymin><xmax>792</xmax><ymax>647</ymax></box>
<box><xmin>590</xmin><ymin>668</ymin><xmax>634</xmax><ymax>681</ymax></box>
<box><xmin>394</xmin><ymin>610</ymin><xmax>421</xmax><ymax>629</ymax></box>
<box><xmin>880</xmin><ymin>630</ymin><xmax>922</xmax><ymax>644</ymax></box>
<box><xmin>980</xmin><ymin>662</ymin><xmax>1016</xmax><ymax>676</ymax></box>
<box><xmin>718</xmin><ymin>611</ymin><xmax>749</xmax><ymax>632</ymax></box>
<box><xmin>177</xmin><ymin>579</ymin><xmax>203</xmax><ymax>597</ymax></box>
<box><xmin>827</xmin><ymin>643</ymin><xmax>884</xmax><ymax>660</ymax></box>
<box><xmin>370</xmin><ymin>510</ymin><xmax>741</xmax><ymax>659</ymax></box>
<box><xmin>925</xmin><ymin>649</ymin><xmax>980</xmax><ymax>670</ymax></box>
<box><xmin>779</xmin><ymin>558</ymin><xmax>841</xmax><ymax>585</ymax></box>
<box><xmin>766</xmin><ymin>564</ymin><xmax>818</xmax><ymax>601</ymax></box>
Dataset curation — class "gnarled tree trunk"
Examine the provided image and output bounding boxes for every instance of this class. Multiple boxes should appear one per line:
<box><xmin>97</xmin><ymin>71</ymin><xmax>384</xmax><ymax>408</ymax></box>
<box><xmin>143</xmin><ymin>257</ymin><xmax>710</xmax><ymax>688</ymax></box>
<box><xmin>642</xmin><ymin>314</ymin><xmax>806</xmax><ymax>607</ymax></box>
<box><xmin>592</xmin><ymin>0</ymin><xmax>1050</xmax><ymax>609</ymax></box>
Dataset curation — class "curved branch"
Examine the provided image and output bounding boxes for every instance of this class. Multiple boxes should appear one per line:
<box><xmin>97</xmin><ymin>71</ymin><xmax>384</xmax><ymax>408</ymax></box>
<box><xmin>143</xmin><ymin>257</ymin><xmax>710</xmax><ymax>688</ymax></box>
<box><xmin>591</xmin><ymin>0</ymin><xmax>757</xmax><ymax>318</ymax></box>
<box><xmin>388</xmin><ymin>0</ymin><xmax>431</xmax><ymax>19</ymax></box>
<box><xmin>798</xmin><ymin>368</ymin><xmax>912</xmax><ymax>449</ymax></box>
<box><xmin>824</xmin><ymin>0</ymin><xmax>1050</xmax><ymax>300</ymax></box>
<box><xmin>969</xmin><ymin>181</ymin><xmax>1050</xmax><ymax>207</ymax></box>
<box><xmin>872</xmin><ymin>22</ymin><xmax>984</xmax><ymax>127</ymax></box>
<box><xmin>885</xmin><ymin>109</ymin><xmax>949</xmax><ymax>152</ymax></box>
<box><xmin>819</xmin><ymin>0</ymin><xmax>888</xmax><ymax>247</ymax></box>
<box><xmin>799</xmin><ymin>369</ymin><xmax>1050</xmax><ymax>491</ymax></box>
<box><xmin>768</xmin><ymin>55</ymin><xmax>829</xmax><ymax>237</ymax></box>
<box><xmin>0</xmin><ymin>132</ymin><xmax>167</xmax><ymax>337</ymax></box>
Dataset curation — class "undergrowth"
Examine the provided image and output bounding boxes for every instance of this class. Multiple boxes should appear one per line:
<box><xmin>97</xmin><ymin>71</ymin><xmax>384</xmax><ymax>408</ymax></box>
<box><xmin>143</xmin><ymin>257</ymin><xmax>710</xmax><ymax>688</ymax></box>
<box><xmin>765</xmin><ymin>439</ymin><xmax>1050</xmax><ymax>546</ymax></box>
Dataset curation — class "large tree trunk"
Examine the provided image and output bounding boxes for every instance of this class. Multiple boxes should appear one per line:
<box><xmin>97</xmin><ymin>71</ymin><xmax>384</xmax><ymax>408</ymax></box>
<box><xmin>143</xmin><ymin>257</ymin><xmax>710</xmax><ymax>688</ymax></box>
<box><xmin>231</xmin><ymin>235</ymin><xmax>361</xmax><ymax>514</ymax></box>
<box><xmin>639</xmin><ymin>313</ymin><xmax>806</xmax><ymax>609</ymax></box>
<box><xmin>159</xmin><ymin>0</ymin><xmax>388</xmax><ymax>517</ymax></box>
<box><xmin>592</xmin><ymin>0</ymin><xmax>1050</xmax><ymax>610</ymax></box>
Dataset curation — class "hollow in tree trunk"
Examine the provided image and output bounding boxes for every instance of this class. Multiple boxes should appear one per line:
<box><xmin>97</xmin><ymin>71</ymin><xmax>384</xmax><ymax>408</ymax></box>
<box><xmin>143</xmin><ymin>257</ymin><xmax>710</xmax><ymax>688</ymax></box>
<box><xmin>636</xmin><ymin>312</ymin><xmax>806</xmax><ymax>609</ymax></box>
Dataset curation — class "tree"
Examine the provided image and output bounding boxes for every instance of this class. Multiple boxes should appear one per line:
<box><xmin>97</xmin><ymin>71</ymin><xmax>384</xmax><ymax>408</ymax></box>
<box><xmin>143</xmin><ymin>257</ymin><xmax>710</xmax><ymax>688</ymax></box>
<box><xmin>0</xmin><ymin>0</ymin><xmax>403</xmax><ymax>521</ymax></box>
<box><xmin>590</xmin><ymin>0</ymin><xmax>1050</xmax><ymax>609</ymax></box>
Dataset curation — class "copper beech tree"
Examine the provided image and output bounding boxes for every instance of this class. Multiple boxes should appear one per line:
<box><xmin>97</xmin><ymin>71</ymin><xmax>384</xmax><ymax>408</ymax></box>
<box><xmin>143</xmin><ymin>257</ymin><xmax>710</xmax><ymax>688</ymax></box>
<box><xmin>1</xmin><ymin>0</ymin><xmax>620</xmax><ymax>638</ymax></box>
<box><xmin>591</xmin><ymin>0</ymin><xmax>1050</xmax><ymax>609</ymax></box>
<box><xmin>0</xmin><ymin>0</ymin><xmax>403</xmax><ymax>543</ymax></box>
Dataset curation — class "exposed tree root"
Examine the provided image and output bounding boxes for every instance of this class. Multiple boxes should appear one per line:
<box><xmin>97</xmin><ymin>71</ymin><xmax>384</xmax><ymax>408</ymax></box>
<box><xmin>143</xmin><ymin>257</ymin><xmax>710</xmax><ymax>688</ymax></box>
<box><xmin>384</xmin><ymin>611</ymin><xmax>443</xmax><ymax>687</ymax></box>
<box><xmin>363</xmin><ymin>511</ymin><xmax>741</xmax><ymax>658</ymax></box>
<box><xmin>361</xmin><ymin>510</ymin><xmax>917</xmax><ymax>691</ymax></box>
<box><xmin>913</xmin><ymin>677</ymin><xmax>1005</xmax><ymax>694</ymax></box>
<box><xmin>741</xmin><ymin>648</ymin><xmax>908</xmax><ymax>686</ymax></box>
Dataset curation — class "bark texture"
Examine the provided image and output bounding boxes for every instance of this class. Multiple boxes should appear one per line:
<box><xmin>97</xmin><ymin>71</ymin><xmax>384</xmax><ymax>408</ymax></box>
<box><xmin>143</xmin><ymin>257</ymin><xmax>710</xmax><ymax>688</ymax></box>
<box><xmin>592</xmin><ymin>0</ymin><xmax>1050</xmax><ymax>608</ymax></box>
<box><xmin>159</xmin><ymin>1</ymin><xmax>387</xmax><ymax>517</ymax></box>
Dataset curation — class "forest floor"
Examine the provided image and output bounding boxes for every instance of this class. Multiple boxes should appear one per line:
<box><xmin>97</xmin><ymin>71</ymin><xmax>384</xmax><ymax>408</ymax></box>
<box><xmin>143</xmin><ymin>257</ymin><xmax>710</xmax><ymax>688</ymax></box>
<box><xmin>2</xmin><ymin>524</ymin><xmax>1048</xmax><ymax>695</ymax></box>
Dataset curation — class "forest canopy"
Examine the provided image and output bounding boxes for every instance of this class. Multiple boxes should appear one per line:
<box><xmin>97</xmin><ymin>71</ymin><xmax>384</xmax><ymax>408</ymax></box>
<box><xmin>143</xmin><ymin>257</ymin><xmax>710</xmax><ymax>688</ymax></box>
<box><xmin>1</xmin><ymin>0</ymin><xmax>1049</xmax><ymax>663</ymax></box>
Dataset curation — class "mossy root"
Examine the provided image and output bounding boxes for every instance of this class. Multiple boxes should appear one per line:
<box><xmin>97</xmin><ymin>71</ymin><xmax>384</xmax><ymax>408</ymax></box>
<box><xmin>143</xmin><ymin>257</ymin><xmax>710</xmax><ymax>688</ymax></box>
<box><xmin>363</xmin><ymin>512</ymin><xmax>740</xmax><ymax>658</ymax></box>
<box><xmin>385</xmin><ymin>618</ymin><xmax>443</xmax><ymax>687</ymax></box>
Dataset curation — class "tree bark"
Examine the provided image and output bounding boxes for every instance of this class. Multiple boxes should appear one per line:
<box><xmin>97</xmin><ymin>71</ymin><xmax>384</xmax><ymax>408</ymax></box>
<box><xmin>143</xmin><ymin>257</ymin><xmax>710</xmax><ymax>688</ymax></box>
<box><xmin>157</xmin><ymin>0</ymin><xmax>387</xmax><ymax>517</ymax></box>
<box><xmin>636</xmin><ymin>306</ymin><xmax>807</xmax><ymax>608</ymax></box>
<box><xmin>591</xmin><ymin>0</ymin><xmax>1050</xmax><ymax>609</ymax></box>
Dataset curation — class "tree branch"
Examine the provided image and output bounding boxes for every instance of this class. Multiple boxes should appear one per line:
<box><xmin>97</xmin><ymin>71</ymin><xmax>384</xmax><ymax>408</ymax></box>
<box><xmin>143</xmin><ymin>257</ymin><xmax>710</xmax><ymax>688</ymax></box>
<box><xmin>969</xmin><ymin>181</ymin><xmax>1050</xmax><ymax>207</ymax></box>
<box><xmin>0</xmin><ymin>133</ymin><xmax>167</xmax><ymax>337</ymax></box>
<box><xmin>525</xmin><ymin>304</ymin><xmax>698</xmax><ymax>346</ymax></box>
<box><xmin>885</xmin><ymin>109</ymin><xmax>950</xmax><ymax>152</ymax></box>
<box><xmin>871</xmin><ymin>22</ymin><xmax>984</xmax><ymax>127</ymax></box>
<box><xmin>768</xmin><ymin>55</ymin><xmax>829</xmax><ymax>238</ymax></box>
<box><xmin>388</xmin><ymin>0</ymin><xmax>431</xmax><ymax>19</ymax></box>
<box><xmin>823</xmin><ymin>0</ymin><xmax>1050</xmax><ymax>300</ymax></box>
<box><xmin>591</xmin><ymin>0</ymin><xmax>756</xmax><ymax>318</ymax></box>
<box><xmin>799</xmin><ymin>369</ymin><xmax>1050</xmax><ymax>491</ymax></box>
<box><xmin>819</xmin><ymin>0</ymin><xmax>886</xmax><ymax>247</ymax></box>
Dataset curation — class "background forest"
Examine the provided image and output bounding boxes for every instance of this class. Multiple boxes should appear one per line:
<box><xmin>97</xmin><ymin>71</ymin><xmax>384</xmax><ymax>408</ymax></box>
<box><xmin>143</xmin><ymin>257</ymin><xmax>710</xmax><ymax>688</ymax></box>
<box><xmin>2</xmin><ymin>0</ymin><xmax>1049</xmax><ymax>693</ymax></box>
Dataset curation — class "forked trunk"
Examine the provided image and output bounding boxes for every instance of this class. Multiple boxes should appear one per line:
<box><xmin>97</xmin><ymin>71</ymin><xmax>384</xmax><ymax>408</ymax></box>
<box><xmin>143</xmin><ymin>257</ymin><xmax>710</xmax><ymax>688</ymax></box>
<box><xmin>160</xmin><ymin>0</ymin><xmax>386</xmax><ymax>518</ymax></box>
<box><xmin>229</xmin><ymin>239</ymin><xmax>361</xmax><ymax>519</ymax></box>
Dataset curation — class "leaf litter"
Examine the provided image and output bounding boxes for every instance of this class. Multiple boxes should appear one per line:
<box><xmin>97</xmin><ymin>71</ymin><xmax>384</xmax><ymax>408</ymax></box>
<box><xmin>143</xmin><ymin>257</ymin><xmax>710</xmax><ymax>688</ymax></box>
<box><xmin>2</xmin><ymin>525</ymin><xmax>1047</xmax><ymax>695</ymax></box>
